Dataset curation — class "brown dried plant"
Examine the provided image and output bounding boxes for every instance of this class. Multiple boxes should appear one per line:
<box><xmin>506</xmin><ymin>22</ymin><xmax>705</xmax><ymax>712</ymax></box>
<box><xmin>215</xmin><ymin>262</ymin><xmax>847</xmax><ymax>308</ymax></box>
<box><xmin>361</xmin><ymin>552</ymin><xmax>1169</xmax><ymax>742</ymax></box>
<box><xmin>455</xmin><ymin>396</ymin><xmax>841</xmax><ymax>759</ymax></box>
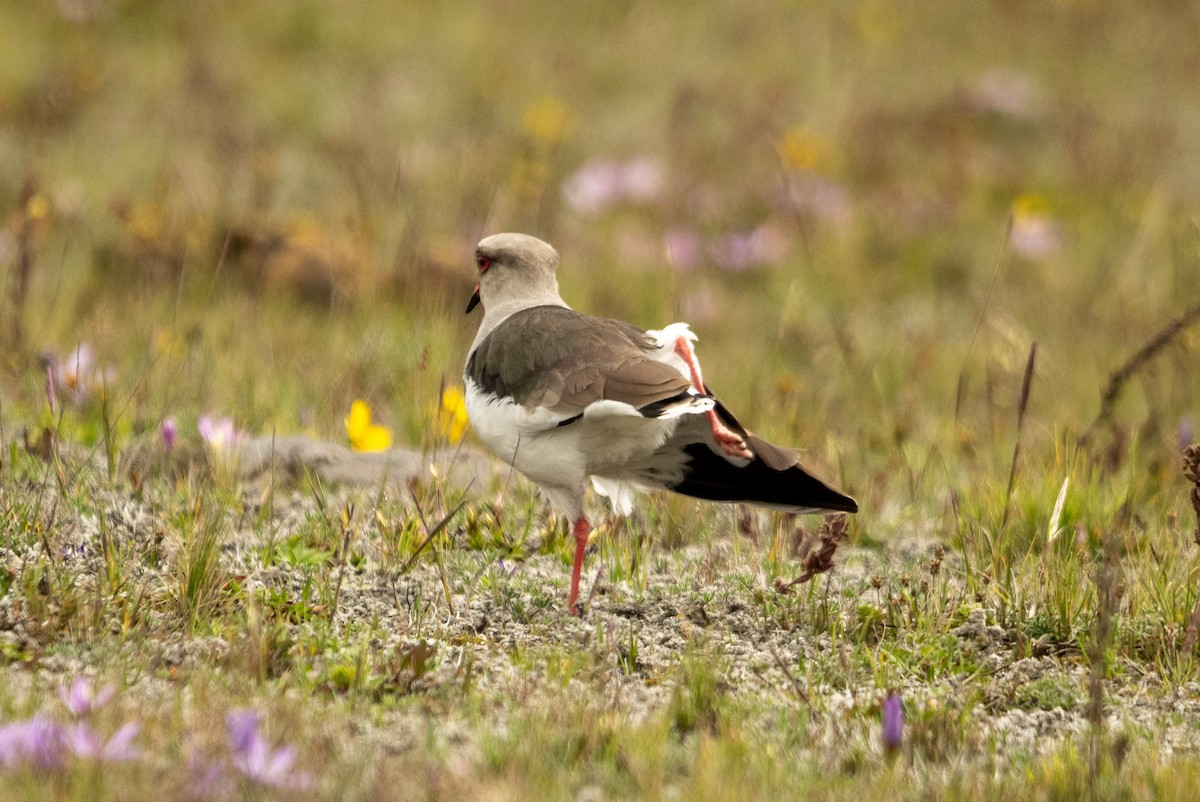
<box><xmin>1081</xmin><ymin>301</ymin><xmax>1200</xmax><ymax>446</ymax></box>
<box><xmin>775</xmin><ymin>513</ymin><xmax>850</xmax><ymax>593</ymax></box>
<box><xmin>1184</xmin><ymin>444</ymin><xmax>1200</xmax><ymax>547</ymax></box>
<box><xmin>1180</xmin><ymin>444</ymin><xmax>1200</xmax><ymax>656</ymax></box>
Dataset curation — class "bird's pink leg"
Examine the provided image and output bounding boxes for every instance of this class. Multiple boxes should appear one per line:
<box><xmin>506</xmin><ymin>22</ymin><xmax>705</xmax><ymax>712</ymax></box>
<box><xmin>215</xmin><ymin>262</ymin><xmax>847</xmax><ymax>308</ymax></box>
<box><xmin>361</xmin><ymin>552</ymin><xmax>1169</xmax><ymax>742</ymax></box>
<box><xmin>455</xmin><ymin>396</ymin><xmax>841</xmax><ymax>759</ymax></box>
<box><xmin>568</xmin><ymin>515</ymin><xmax>590</xmax><ymax>616</ymax></box>
<box><xmin>673</xmin><ymin>337</ymin><xmax>753</xmax><ymax>459</ymax></box>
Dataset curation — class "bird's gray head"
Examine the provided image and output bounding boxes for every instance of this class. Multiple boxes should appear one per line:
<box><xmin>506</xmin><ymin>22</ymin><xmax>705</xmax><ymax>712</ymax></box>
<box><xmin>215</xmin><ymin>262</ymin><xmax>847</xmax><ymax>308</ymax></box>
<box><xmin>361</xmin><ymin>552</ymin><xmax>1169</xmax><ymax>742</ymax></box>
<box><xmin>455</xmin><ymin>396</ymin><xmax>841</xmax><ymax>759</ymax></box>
<box><xmin>465</xmin><ymin>233</ymin><xmax>562</xmax><ymax>314</ymax></box>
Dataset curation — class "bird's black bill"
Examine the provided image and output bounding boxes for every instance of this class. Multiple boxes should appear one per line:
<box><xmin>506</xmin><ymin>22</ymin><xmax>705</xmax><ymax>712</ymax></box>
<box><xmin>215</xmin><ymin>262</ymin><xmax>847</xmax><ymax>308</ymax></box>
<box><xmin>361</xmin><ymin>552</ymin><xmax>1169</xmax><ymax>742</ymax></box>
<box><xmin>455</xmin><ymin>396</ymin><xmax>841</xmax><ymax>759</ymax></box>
<box><xmin>465</xmin><ymin>286</ymin><xmax>481</xmax><ymax>314</ymax></box>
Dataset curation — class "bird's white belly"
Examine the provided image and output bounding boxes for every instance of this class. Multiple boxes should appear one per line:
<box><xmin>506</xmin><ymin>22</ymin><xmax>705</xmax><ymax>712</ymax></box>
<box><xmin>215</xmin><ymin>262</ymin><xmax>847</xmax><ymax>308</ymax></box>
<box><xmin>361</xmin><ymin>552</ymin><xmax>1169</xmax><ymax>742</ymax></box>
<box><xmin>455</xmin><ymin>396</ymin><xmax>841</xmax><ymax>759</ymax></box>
<box><xmin>464</xmin><ymin>381</ymin><xmax>680</xmax><ymax>491</ymax></box>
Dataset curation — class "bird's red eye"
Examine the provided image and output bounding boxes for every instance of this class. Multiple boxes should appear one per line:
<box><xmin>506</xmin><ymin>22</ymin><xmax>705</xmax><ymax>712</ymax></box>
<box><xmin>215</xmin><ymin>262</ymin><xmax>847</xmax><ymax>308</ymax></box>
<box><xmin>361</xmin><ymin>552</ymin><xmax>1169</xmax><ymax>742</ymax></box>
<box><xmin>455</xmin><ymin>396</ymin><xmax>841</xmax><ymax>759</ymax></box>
<box><xmin>476</xmin><ymin>255</ymin><xmax>490</xmax><ymax>273</ymax></box>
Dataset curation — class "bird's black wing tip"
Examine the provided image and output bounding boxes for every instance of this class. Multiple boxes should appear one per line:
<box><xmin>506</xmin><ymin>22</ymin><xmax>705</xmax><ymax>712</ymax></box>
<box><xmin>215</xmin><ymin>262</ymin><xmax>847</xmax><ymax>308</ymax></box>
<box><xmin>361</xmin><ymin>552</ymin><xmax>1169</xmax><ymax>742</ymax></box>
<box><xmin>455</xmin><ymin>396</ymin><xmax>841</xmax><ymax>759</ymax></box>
<box><xmin>828</xmin><ymin>496</ymin><xmax>859</xmax><ymax>515</ymax></box>
<box><xmin>671</xmin><ymin>442</ymin><xmax>860</xmax><ymax>514</ymax></box>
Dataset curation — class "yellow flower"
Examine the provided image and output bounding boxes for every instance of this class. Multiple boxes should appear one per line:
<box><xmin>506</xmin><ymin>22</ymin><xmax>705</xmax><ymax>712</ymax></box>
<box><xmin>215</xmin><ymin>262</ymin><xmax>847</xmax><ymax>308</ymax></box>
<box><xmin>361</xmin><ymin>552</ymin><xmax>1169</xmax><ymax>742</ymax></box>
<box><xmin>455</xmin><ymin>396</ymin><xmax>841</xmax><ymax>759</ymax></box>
<box><xmin>126</xmin><ymin>201</ymin><xmax>162</xmax><ymax>241</ymax></box>
<box><xmin>522</xmin><ymin>97</ymin><xmax>571</xmax><ymax>143</ymax></box>
<box><xmin>1012</xmin><ymin>193</ymin><xmax>1051</xmax><ymax>220</ymax></box>
<box><xmin>26</xmin><ymin>194</ymin><xmax>50</xmax><ymax>220</ymax></box>
<box><xmin>436</xmin><ymin>386</ymin><xmax>469</xmax><ymax>445</ymax></box>
<box><xmin>777</xmin><ymin>127</ymin><xmax>837</xmax><ymax>173</ymax></box>
<box><xmin>286</xmin><ymin>212</ymin><xmax>324</xmax><ymax>248</ymax></box>
<box><xmin>344</xmin><ymin>400</ymin><xmax>393</xmax><ymax>452</ymax></box>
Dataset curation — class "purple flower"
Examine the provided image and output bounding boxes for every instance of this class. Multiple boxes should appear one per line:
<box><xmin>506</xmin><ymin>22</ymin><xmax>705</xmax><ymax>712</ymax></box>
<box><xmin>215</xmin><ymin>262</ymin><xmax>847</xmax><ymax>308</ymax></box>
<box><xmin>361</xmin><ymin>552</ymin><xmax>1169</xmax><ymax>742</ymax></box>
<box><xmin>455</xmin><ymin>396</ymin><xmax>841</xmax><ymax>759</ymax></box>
<box><xmin>562</xmin><ymin>160</ymin><xmax>625</xmax><ymax>214</ymax></box>
<box><xmin>61</xmin><ymin>344</ymin><xmax>94</xmax><ymax>392</ymax></box>
<box><xmin>227</xmin><ymin>710</ymin><xmax>312</xmax><ymax>790</ymax></box>
<box><xmin>161</xmin><ymin>417</ymin><xmax>178</xmax><ymax>451</ymax></box>
<box><xmin>198</xmin><ymin>415</ymin><xmax>239</xmax><ymax>453</ymax></box>
<box><xmin>619</xmin><ymin>157</ymin><xmax>664</xmax><ymax>203</ymax></box>
<box><xmin>1010</xmin><ymin>195</ymin><xmax>1062</xmax><ymax>259</ymax></box>
<box><xmin>49</xmin><ymin>343</ymin><xmax>114</xmax><ymax>404</ymax></box>
<box><xmin>709</xmin><ymin>225</ymin><xmax>787</xmax><ymax>272</ymax></box>
<box><xmin>0</xmin><ymin>716</ymin><xmax>64</xmax><ymax>771</ymax></box>
<box><xmin>663</xmin><ymin>228</ymin><xmax>703</xmax><ymax>272</ymax></box>
<box><xmin>710</xmin><ymin>233</ymin><xmax>757</xmax><ymax>271</ymax></box>
<box><xmin>59</xmin><ymin>677</ymin><xmax>115</xmax><ymax>718</ymax></box>
<box><xmin>562</xmin><ymin>157</ymin><xmax>665</xmax><ymax>215</ymax></box>
<box><xmin>881</xmin><ymin>691</ymin><xmax>903</xmax><ymax>754</ymax></box>
<box><xmin>63</xmin><ymin>722</ymin><xmax>140</xmax><ymax>762</ymax></box>
<box><xmin>1010</xmin><ymin>214</ymin><xmax>1061</xmax><ymax>258</ymax></box>
<box><xmin>225</xmin><ymin>710</ymin><xmax>260</xmax><ymax>755</ymax></box>
<box><xmin>42</xmin><ymin>343</ymin><xmax>120</xmax><ymax>404</ymax></box>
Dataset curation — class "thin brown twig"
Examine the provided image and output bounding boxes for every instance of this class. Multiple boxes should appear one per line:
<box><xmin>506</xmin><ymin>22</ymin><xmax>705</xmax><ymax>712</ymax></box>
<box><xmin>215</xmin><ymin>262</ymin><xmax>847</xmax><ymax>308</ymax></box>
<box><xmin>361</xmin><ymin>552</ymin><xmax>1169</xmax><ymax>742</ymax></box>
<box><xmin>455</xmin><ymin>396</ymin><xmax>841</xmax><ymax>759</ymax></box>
<box><xmin>400</xmin><ymin>498</ymin><xmax>468</xmax><ymax>575</ymax></box>
<box><xmin>768</xmin><ymin>644</ymin><xmax>810</xmax><ymax>702</ymax></box>
<box><xmin>1081</xmin><ymin>300</ymin><xmax>1200</xmax><ymax>445</ymax></box>
<box><xmin>328</xmin><ymin>501</ymin><xmax>357</xmax><ymax>626</ymax></box>
<box><xmin>7</xmin><ymin>179</ymin><xmax>40</xmax><ymax>352</ymax></box>
<box><xmin>1000</xmin><ymin>342</ymin><xmax>1038</xmax><ymax>531</ymax></box>
<box><xmin>1087</xmin><ymin>537</ymin><xmax>1118</xmax><ymax>789</ymax></box>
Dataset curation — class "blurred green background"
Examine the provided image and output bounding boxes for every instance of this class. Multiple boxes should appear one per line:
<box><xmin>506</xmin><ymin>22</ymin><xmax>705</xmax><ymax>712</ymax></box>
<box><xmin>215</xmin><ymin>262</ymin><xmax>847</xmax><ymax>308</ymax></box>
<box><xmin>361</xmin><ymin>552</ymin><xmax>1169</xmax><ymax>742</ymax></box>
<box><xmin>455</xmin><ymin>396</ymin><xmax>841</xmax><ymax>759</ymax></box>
<box><xmin>3</xmin><ymin>4</ymin><xmax>1200</xmax><ymax>798</ymax></box>
<box><xmin>1</xmin><ymin>0</ymin><xmax>1198</xmax><ymax>513</ymax></box>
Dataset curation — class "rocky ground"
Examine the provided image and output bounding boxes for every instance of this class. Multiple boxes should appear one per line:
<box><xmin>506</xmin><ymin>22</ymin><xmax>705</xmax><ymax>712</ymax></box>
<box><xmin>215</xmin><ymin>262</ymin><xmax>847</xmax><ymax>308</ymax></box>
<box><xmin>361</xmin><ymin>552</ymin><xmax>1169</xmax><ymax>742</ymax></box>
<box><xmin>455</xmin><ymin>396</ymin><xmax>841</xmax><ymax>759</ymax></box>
<box><xmin>3</xmin><ymin>437</ymin><xmax>1197</xmax><ymax>794</ymax></box>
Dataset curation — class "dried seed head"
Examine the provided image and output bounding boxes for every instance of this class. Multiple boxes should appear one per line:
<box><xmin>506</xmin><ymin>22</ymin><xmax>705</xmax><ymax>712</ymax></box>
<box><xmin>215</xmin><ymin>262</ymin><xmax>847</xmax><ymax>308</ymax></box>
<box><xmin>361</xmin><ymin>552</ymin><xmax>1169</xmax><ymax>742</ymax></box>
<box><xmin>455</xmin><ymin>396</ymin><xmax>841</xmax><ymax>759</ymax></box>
<box><xmin>797</xmin><ymin>513</ymin><xmax>850</xmax><ymax>579</ymax></box>
<box><xmin>1193</xmin><ymin>488</ymin><xmax>1200</xmax><ymax>548</ymax></box>
<box><xmin>774</xmin><ymin>513</ymin><xmax>851</xmax><ymax>591</ymax></box>
<box><xmin>871</xmin><ymin>574</ymin><xmax>884</xmax><ymax>589</ymax></box>
<box><xmin>1183</xmin><ymin>444</ymin><xmax>1200</xmax><ymax>484</ymax></box>
<box><xmin>1185</xmin><ymin>444</ymin><xmax>1200</xmax><ymax>547</ymax></box>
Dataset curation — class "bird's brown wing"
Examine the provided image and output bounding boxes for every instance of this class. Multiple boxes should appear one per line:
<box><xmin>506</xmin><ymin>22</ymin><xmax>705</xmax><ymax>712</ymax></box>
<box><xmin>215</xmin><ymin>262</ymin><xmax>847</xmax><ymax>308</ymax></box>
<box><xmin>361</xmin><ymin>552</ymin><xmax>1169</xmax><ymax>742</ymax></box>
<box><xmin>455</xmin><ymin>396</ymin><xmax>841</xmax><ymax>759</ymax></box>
<box><xmin>466</xmin><ymin>306</ymin><xmax>692</xmax><ymax>417</ymax></box>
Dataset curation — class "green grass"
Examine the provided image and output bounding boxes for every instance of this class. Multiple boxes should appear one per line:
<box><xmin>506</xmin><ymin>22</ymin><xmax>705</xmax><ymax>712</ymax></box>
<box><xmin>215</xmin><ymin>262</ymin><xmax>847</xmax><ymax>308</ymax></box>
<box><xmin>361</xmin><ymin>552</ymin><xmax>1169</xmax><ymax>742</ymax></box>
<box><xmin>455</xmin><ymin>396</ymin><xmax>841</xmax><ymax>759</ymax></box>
<box><xmin>1</xmin><ymin>0</ymin><xmax>1200</xmax><ymax>798</ymax></box>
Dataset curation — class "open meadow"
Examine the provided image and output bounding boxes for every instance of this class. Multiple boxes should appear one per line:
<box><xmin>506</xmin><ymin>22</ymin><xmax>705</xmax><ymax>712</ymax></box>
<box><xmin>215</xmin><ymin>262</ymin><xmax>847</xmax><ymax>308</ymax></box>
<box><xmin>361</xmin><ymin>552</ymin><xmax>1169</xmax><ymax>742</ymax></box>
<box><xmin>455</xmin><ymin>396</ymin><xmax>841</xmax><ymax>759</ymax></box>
<box><xmin>2</xmin><ymin>1</ymin><xmax>1200</xmax><ymax>799</ymax></box>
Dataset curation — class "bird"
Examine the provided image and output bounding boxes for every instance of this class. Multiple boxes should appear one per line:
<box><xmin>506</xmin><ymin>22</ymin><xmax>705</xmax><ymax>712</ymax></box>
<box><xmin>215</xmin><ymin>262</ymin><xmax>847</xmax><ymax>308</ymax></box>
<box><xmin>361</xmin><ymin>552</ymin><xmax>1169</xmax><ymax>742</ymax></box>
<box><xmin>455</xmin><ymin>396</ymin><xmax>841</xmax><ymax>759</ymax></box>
<box><xmin>463</xmin><ymin>233</ymin><xmax>857</xmax><ymax>615</ymax></box>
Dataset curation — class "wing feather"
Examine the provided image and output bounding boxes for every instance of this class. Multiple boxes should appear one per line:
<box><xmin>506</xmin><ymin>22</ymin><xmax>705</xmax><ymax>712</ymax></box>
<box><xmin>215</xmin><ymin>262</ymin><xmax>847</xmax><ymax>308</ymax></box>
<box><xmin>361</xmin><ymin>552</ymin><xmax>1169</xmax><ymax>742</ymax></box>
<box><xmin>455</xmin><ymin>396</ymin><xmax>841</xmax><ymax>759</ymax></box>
<box><xmin>466</xmin><ymin>306</ymin><xmax>692</xmax><ymax>417</ymax></box>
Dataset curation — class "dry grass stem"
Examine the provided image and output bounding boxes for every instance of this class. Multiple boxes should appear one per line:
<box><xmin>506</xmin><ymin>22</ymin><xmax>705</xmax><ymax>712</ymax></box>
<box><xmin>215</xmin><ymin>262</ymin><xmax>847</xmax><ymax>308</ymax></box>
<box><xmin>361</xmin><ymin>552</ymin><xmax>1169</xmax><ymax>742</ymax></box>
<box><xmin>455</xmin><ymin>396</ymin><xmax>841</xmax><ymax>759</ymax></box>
<box><xmin>1083</xmin><ymin>300</ymin><xmax>1200</xmax><ymax>444</ymax></box>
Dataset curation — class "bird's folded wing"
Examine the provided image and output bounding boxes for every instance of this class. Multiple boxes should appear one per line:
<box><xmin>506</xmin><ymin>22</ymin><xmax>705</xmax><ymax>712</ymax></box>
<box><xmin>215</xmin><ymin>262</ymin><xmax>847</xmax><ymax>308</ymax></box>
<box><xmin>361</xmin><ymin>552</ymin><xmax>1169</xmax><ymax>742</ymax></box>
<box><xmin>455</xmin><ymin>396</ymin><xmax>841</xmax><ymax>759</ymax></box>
<box><xmin>466</xmin><ymin>306</ymin><xmax>692</xmax><ymax>418</ymax></box>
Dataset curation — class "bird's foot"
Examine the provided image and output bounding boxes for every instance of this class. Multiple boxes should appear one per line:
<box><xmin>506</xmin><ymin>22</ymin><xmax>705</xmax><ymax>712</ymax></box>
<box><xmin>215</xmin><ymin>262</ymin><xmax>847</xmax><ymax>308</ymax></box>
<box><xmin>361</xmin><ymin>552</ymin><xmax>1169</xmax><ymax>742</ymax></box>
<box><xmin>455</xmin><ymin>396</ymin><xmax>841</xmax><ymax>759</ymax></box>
<box><xmin>708</xmin><ymin>410</ymin><xmax>753</xmax><ymax>459</ymax></box>
<box><xmin>674</xmin><ymin>335</ymin><xmax>752</xmax><ymax>459</ymax></box>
